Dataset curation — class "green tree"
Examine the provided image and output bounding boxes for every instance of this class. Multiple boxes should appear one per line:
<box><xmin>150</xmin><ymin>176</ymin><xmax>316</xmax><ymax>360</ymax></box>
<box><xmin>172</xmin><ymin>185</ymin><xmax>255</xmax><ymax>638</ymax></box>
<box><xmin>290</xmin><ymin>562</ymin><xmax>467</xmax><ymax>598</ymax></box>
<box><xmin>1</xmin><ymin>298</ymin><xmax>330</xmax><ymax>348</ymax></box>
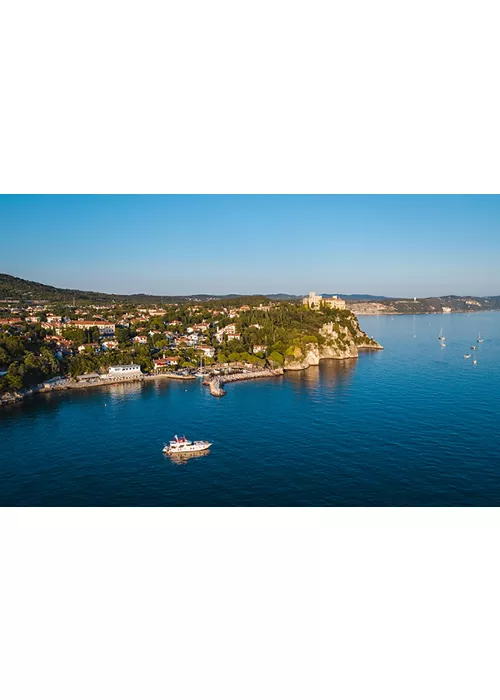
<box><xmin>7</xmin><ymin>362</ymin><xmax>24</xmax><ymax>390</ymax></box>
<box><xmin>268</xmin><ymin>351</ymin><xmax>284</xmax><ymax>367</ymax></box>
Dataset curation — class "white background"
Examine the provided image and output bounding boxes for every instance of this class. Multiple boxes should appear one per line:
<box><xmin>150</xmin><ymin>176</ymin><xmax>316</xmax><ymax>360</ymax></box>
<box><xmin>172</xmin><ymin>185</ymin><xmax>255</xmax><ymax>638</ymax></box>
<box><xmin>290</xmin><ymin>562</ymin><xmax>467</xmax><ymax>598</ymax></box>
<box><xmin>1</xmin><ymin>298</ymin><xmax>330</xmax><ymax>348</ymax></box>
<box><xmin>1</xmin><ymin>1</ymin><xmax>500</xmax><ymax>698</ymax></box>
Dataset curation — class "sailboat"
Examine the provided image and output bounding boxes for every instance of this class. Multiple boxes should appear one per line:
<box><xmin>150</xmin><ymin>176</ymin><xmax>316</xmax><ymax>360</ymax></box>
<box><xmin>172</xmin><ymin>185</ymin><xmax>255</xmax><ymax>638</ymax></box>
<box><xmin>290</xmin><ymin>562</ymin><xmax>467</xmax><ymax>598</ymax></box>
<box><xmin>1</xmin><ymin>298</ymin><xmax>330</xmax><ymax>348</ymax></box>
<box><xmin>477</xmin><ymin>332</ymin><xmax>484</xmax><ymax>343</ymax></box>
<box><xmin>438</xmin><ymin>327</ymin><xmax>446</xmax><ymax>342</ymax></box>
<box><xmin>195</xmin><ymin>354</ymin><xmax>205</xmax><ymax>378</ymax></box>
<box><xmin>472</xmin><ymin>349</ymin><xmax>477</xmax><ymax>365</ymax></box>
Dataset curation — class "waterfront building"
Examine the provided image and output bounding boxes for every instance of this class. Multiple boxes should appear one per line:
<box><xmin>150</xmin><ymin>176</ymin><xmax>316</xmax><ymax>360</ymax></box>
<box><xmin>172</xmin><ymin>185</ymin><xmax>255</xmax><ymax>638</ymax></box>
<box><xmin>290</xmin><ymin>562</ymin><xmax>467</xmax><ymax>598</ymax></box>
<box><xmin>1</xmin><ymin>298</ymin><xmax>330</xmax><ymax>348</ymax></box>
<box><xmin>76</xmin><ymin>372</ymin><xmax>101</xmax><ymax>382</ymax></box>
<box><xmin>302</xmin><ymin>292</ymin><xmax>346</xmax><ymax>310</ymax></box>
<box><xmin>106</xmin><ymin>364</ymin><xmax>142</xmax><ymax>378</ymax></box>
<box><xmin>153</xmin><ymin>357</ymin><xmax>180</xmax><ymax>372</ymax></box>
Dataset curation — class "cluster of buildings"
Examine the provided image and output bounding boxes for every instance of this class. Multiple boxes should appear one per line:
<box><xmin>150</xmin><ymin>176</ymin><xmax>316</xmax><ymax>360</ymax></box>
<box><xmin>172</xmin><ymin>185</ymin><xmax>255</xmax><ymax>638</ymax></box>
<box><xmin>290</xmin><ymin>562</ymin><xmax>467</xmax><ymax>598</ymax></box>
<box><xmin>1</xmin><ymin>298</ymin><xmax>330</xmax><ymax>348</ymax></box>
<box><xmin>1</xmin><ymin>297</ymin><xmax>278</xmax><ymax>381</ymax></box>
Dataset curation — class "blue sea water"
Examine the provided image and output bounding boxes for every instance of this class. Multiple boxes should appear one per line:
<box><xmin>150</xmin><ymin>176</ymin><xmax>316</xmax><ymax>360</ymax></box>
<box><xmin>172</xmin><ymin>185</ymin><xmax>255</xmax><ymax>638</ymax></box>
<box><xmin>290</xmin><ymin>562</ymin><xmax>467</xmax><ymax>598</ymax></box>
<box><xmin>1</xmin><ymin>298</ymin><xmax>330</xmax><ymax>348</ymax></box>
<box><xmin>1</xmin><ymin>312</ymin><xmax>500</xmax><ymax>506</ymax></box>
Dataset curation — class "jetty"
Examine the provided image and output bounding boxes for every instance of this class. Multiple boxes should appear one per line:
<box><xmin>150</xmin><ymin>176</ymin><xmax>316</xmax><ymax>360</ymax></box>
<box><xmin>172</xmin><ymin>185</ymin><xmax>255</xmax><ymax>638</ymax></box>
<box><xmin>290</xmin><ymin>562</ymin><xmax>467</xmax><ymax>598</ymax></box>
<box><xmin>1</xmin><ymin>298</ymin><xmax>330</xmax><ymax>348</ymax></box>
<box><xmin>203</xmin><ymin>368</ymin><xmax>283</xmax><ymax>397</ymax></box>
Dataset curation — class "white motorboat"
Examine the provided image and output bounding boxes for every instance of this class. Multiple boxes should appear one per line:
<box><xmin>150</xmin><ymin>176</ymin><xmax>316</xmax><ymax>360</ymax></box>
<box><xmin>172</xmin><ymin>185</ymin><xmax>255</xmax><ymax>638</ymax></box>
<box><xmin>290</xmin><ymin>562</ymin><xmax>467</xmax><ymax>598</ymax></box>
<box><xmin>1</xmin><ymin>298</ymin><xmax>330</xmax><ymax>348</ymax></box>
<box><xmin>163</xmin><ymin>435</ymin><xmax>212</xmax><ymax>455</ymax></box>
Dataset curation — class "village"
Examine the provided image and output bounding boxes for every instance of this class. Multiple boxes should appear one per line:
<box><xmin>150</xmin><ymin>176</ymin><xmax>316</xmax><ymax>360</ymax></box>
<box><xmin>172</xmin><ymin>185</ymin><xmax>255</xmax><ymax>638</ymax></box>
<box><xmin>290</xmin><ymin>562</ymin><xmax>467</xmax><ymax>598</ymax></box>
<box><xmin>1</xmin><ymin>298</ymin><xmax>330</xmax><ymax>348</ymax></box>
<box><xmin>0</xmin><ymin>293</ymin><xmax>352</xmax><ymax>401</ymax></box>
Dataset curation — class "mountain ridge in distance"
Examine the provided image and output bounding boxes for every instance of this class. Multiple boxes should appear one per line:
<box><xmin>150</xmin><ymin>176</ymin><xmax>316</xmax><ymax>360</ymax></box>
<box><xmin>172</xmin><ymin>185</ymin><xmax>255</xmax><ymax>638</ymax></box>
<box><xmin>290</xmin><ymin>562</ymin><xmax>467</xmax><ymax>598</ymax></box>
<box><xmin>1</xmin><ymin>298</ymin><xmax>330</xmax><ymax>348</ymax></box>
<box><xmin>1</xmin><ymin>273</ymin><xmax>499</xmax><ymax>308</ymax></box>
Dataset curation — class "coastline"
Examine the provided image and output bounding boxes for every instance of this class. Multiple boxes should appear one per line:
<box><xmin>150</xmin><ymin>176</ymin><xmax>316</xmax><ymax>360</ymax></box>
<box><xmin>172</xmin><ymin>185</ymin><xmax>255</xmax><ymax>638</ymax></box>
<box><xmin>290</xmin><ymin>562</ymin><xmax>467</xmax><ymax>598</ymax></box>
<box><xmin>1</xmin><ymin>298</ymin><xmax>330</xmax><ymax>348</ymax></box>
<box><xmin>0</xmin><ymin>354</ymin><xmax>362</xmax><ymax>407</ymax></box>
<box><xmin>352</xmin><ymin>308</ymin><xmax>500</xmax><ymax>316</ymax></box>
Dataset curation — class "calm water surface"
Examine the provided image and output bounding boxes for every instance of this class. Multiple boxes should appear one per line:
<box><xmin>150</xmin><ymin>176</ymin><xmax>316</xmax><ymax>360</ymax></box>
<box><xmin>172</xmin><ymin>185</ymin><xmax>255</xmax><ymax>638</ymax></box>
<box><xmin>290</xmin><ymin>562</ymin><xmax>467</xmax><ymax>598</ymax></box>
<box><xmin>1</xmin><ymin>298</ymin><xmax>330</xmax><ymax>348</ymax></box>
<box><xmin>1</xmin><ymin>312</ymin><xmax>500</xmax><ymax>506</ymax></box>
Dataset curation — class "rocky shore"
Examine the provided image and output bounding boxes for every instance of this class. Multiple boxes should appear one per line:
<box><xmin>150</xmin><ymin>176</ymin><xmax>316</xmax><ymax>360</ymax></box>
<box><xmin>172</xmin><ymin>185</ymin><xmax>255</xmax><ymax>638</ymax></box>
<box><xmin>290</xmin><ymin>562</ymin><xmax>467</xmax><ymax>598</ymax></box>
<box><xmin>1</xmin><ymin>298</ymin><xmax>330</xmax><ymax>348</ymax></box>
<box><xmin>283</xmin><ymin>320</ymin><xmax>383</xmax><ymax>371</ymax></box>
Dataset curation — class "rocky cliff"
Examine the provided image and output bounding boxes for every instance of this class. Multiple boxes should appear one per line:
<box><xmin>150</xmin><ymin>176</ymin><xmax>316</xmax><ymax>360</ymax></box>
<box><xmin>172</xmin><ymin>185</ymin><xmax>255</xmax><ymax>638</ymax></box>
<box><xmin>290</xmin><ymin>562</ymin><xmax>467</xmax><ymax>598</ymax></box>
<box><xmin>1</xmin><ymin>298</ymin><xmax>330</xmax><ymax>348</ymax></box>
<box><xmin>284</xmin><ymin>315</ymin><xmax>382</xmax><ymax>371</ymax></box>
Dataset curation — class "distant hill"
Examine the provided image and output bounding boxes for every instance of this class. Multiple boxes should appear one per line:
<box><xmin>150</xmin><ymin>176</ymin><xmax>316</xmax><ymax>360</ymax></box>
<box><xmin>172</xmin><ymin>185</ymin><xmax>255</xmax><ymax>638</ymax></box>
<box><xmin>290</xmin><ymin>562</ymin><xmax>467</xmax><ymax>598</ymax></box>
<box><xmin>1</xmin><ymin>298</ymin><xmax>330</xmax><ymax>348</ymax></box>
<box><xmin>1</xmin><ymin>273</ymin><xmax>499</xmax><ymax>311</ymax></box>
<box><xmin>347</xmin><ymin>295</ymin><xmax>500</xmax><ymax>314</ymax></box>
<box><xmin>323</xmin><ymin>293</ymin><xmax>392</xmax><ymax>301</ymax></box>
<box><xmin>0</xmin><ymin>273</ymin><xmax>274</xmax><ymax>305</ymax></box>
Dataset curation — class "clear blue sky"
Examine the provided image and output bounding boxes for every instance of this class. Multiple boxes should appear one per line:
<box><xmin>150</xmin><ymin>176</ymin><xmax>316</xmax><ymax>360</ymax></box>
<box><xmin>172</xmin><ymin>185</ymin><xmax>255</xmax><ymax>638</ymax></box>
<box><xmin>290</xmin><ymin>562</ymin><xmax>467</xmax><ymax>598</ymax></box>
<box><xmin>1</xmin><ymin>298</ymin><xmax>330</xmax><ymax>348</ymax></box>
<box><xmin>1</xmin><ymin>195</ymin><xmax>499</xmax><ymax>297</ymax></box>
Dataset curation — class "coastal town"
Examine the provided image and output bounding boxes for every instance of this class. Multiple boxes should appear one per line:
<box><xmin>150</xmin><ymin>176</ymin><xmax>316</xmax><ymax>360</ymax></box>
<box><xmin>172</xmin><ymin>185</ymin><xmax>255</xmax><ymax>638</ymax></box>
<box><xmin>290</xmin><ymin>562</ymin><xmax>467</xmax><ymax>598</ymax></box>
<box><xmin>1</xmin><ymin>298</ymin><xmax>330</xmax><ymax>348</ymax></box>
<box><xmin>0</xmin><ymin>291</ymin><xmax>380</xmax><ymax>404</ymax></box>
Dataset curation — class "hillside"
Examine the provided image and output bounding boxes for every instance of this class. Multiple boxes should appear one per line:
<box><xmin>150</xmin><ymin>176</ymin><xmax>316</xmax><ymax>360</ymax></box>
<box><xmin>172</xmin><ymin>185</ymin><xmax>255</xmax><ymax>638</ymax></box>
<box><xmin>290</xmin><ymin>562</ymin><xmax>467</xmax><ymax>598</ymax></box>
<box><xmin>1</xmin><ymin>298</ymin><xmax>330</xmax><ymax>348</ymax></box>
<box><xmin>0</xmin><ymin>273</ymin><xmax>267</xmax><ymax>305</ymax></box>
<box><xmin>1</xmin><ymin>273</ymin><xmax>499</xmax><ymax>312</ymax></box>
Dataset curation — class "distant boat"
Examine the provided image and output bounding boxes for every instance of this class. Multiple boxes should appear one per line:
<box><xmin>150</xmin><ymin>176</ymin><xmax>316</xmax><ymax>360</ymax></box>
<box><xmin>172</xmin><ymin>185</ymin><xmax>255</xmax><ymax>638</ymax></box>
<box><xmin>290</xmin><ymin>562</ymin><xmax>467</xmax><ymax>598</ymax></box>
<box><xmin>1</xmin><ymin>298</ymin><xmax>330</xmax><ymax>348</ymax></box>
<box><xmin>478</xmin><ymin>332</ymin><xmax>484</xmax><ymax>343</ymax></box>
<box><xmin>438</xmin><ymin>327</ymin><xmax>445</xmax><ymax>341</ymax></box>
<box><xmin>471</xmin><ymin>345</ymin><xmax>476</xmax><ymax>350</ymax></box>
<box><xmin>464</xmin><ymin>354</ymin><xmax>471</xmax><ymax>359</ymax></box>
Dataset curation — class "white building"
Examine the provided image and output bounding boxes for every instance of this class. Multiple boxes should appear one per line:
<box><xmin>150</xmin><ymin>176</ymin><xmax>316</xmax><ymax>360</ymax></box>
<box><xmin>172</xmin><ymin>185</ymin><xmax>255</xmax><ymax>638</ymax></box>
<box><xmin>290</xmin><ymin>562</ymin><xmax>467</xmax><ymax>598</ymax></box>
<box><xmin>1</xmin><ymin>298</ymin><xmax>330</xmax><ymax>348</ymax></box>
<box><xmin>67</xmin><ymin>320</ymin><xmax>116</xmax><ymax>335</ymax></box>
<box><xmin>106</xmin><ymin>364</ymin><xmax>143</xmax><ymax>379</ymax></box>
<box><xmin>198</xmin><ymin>345</ymin><xmax>215</xmax><ymax>358</ymax></box>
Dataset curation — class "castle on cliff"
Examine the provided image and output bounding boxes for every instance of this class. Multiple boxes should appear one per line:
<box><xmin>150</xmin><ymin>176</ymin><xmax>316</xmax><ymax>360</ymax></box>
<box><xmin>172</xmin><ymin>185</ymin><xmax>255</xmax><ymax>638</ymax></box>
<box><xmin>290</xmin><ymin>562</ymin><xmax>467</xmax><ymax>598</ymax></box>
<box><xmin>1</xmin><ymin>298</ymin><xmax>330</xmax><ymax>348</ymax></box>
<box><xmin>302</xmin><ymin>292</ymin><xmax>346</xmax><ymax>310</ymax></box>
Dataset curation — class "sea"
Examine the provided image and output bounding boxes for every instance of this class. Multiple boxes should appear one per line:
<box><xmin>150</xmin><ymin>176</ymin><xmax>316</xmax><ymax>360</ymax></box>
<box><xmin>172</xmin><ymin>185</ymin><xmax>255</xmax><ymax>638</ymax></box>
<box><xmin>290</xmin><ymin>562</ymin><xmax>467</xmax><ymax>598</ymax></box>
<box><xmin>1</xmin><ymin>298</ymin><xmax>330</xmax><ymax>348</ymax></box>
<box><xmin>1</xmin><ymin>312</ymin><xmax>500</xmax><ymax>506</ymax></box>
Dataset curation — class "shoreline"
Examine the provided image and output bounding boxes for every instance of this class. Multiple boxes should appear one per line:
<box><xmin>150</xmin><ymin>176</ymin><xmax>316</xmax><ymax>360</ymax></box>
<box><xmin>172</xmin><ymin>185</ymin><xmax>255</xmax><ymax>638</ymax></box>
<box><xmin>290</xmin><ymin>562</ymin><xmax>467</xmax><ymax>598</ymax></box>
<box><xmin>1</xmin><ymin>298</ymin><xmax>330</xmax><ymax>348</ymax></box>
<box><xmin>0</xmin><ymin>356</ymin><xmax>350</xmax><ymax>407</ymax></box>
<box><xmin>352</xmin><ymin>309</ymin><xmax>500</xmax><ymax>316</ymax></box>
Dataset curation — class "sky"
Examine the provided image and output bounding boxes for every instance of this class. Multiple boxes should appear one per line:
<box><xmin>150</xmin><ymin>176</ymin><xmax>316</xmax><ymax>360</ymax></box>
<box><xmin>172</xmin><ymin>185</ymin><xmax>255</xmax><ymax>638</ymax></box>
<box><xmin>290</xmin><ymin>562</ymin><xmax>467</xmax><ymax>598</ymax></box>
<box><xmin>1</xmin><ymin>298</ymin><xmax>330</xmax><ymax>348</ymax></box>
<box><xmin>0</xmin><ymin>195</ymin><xmax>499</xmax><ymax>297</ymax></box>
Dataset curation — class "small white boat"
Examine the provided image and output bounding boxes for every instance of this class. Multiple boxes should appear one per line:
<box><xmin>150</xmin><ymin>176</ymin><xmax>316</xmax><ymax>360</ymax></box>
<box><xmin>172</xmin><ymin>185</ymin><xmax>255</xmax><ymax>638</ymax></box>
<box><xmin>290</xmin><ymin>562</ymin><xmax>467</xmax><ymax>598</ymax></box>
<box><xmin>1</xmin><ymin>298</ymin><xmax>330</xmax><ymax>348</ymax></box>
<box><xmin>464</xmin><ymin>354</ymin><xmax>471</xmax><ymax>359</ymax></box>
<box><xmin>471</xmin><ymin>345</ymin><xmax>476</xmax><ymax>350</ymax></box>
<box><xmin>438</xmin><ymin>327</ymin><xmax>446</xmax><ymax>341</ymax></box>
<box><xmin>473</xmin><ymin>359</ymin><xmax>478</xmax><ymax>365</ymax></box>
<box><xmin>478</xmin><ymin>332</ymin><xmax>484</xmax><ymax>343</ymax></box>
<box><xmin>163</xmin><ymin>435</ymin><xmax>212</xmax><ymax>455</ymax></box>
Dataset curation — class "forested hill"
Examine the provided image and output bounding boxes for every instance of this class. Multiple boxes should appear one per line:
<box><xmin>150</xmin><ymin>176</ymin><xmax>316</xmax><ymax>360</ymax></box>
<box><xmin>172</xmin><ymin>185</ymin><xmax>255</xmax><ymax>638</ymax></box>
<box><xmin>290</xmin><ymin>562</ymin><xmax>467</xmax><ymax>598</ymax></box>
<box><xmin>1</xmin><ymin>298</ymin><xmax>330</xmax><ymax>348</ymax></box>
<box><xmin>1</xmin><ymin>273</ymin><xmax>499</xmax><ymax>311</ymax></box>
<box><xmin>0</xmin><ymin>273</ymin><xmax>268</xmax><ymax>305</ymax></box>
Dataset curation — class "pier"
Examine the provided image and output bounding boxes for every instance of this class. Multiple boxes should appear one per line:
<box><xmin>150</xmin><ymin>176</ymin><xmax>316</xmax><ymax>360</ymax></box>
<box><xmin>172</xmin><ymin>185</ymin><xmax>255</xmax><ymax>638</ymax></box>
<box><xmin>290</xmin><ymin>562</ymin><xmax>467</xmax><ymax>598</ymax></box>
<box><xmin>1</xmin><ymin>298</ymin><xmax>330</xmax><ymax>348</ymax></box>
<box><xmin>203</xmin><ymin>368</ymin><xmax>283</xmax><ymax>397</ymax></box>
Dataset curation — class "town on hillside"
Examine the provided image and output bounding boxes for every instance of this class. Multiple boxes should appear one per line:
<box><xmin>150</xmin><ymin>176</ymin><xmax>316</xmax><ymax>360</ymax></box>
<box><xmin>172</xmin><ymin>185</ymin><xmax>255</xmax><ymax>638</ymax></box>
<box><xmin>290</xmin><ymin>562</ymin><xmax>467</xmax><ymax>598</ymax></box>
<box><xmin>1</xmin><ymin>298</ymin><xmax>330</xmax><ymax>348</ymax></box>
<box><xmin>0</xmin><ymin>292</ymin><xmax>379</xmax><ymax>397</ymax></box>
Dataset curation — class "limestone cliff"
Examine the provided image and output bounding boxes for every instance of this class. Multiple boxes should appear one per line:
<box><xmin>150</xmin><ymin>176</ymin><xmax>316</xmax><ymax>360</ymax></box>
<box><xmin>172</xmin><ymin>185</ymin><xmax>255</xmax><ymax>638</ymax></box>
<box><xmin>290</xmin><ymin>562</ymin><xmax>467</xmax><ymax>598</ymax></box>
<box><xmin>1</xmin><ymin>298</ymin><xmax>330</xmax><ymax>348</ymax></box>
<box><xmin>283</xmin><ymin>314</ymin><xmax>382</xmax><ymax>371</ymax></box>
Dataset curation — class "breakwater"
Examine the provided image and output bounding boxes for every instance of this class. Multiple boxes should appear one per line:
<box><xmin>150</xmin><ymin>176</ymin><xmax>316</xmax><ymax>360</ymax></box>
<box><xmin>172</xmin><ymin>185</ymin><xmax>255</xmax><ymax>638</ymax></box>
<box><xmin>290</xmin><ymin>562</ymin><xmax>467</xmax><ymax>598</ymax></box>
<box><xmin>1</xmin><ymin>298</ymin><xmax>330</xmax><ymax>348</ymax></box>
<box><xmin>204</xmin><ymin>368</ymin><xmax>283</xmax><ymax>397</ymax></box>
